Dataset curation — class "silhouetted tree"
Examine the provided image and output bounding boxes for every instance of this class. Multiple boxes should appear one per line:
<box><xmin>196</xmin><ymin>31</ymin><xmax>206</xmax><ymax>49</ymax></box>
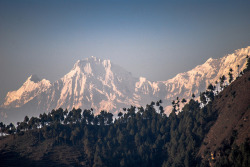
<box><xmin>228</xmin><ymin>68</ymin><xmax>233</xmax><ymax>83</ymax></box>
<box><xmin>118</xmin><ymin>111</ymin><xmax>123</xmax><ymax>119</ymax></box>
<box><xmin>0</xmin><ymin>122</ymin><xmax>5</xmax><ymax>136</ymax></box>
<box><xmin>220</xmin><ymin>75</ymin><xmax>226</xmax><ymax>89</ymax></box>
<box><xmin>24</xmin><ymin>116</ymin><xmax>29</xmax><ymax>123</ymax></box>
<box><xmin>200</xmin><ymin>92</ymin><xmax>207</xmax><ymax>105</ymax></box>
<box><xmin>207</xmin><ymin>84</ymin><xmax>214</xmax><ymax>91</ymax></box>
<box><xmin>181</xmin><ymin>98</ymin><xmax>187</xmax><ymax>104</ymax></box>
<box><xmin>237</xmin><ymin>64</ymin><xmax>240</xmax><ymax>77</ymax></box>
<box><xmin>244</xmin><ymin>56</ymin><xmax>250</xmax><ymax>72</ymax></box>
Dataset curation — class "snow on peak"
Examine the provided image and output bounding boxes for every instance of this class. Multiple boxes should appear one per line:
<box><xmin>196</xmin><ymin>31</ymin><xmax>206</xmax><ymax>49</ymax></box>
<box><xmin>140</xmin><ymin>77</ymin><xmax>147</xmax><ymax>82</ymax></box>
<box><xmin>234</xmin><ymin>46</ymin><xmax>250</xmax><ymax>56</ymax></box>
<box><xmin>83</xmin><ymin>63</ymin><xmax>92</xmax><ymax>74</ymax></box>
<box><xmin>102</xmin><ymin>59</ymin><xmax>111</xmax><ymax>67</ymax></box>
<box><xmin>67</xmin><ymin>57</ymin><xmax>117</xmax><ymax>80</ymax></box>
<box><xmin>2</xmin><ymin>75</ymin><xmax>51</xmax><ymax>108</ymax></box>
<box><xmin>161</xmin><ymin>46</ymin><xmax>249</xmax><ymax>104</ymax></box>
<box><xmin>205</xmin><ymin>57</ymin><xmax>213</xmax><ymax>63</ymax></box>
<box><xmin>73</xmin><ymin>57</ymin><xmax>111</xmax><ymax>70</ymax></box>
<box><xmin>136</xmin><ymin>77</ymin><xmax>147</xmax><ymax>87</ymax></box>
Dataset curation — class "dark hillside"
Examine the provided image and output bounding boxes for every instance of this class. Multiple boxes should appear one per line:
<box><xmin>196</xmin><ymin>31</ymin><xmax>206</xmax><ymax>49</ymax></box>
<box><xmin>0</xmin><ymin>131</ymin><xmax>85</xmax><ymax>167</ymax></box>
<box><xmin>199</xmin><ymin>71</ymin><xmax>250</xmax><ymax>166</ymax></box>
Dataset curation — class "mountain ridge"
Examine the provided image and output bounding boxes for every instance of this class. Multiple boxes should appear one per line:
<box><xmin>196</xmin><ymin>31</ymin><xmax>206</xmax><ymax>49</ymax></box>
<box><xmin>1</xmin><ymin>46</ymin><xmax>249</xmax><ymax>123</ymax></box>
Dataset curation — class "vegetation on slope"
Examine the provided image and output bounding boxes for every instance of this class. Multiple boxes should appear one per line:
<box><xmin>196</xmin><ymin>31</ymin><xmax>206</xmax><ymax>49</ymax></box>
<box><xmin>0</xmin><ymin>99</ymin><xmax>218</xmax><ymax>166</ymax></box>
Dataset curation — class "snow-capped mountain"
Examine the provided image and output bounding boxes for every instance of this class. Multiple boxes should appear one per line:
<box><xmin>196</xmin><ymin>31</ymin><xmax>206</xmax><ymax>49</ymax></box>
<box><xmin>2</xmin><ymin>75</ymin><xmax>51</xmax><ymax>108</ymax></box>
<box><xmin>1</xmin><ymin>47</ymin><xmax>249</xmax><ymax>123</ymax></box>
<box><xmin>36</xmin><ymin>57</ymin><xmax>139</xmax><ymax>115</ymax></box>
<box><xmin>161</xmin><ymin>46</ymin><xmax>249</xmax><ymax>98</ymax></box>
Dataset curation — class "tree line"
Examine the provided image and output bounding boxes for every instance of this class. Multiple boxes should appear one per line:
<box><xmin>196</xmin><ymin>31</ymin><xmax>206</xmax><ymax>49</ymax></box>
<box><xmin>0</xmin><ymin>95</ymin><xmax>218</xmax><ymax>166</ymax></box>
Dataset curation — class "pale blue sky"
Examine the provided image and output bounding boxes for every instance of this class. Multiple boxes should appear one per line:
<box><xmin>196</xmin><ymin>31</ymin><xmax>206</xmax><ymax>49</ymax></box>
<box><xmin>0</xmin><ymin>0</ymin><xmax>250</xmax><ymax>103</ymax></box>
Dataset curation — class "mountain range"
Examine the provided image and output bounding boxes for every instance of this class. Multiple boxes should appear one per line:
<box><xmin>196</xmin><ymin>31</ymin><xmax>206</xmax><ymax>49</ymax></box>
<box><xmin>1</xmin><ymin>46</ymin><xmax>249</xmax><ymax>123</ymax></box>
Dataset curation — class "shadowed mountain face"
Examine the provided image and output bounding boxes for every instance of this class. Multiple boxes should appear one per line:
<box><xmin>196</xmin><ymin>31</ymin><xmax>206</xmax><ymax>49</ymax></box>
<box><xmin>1</xmin><ymin>47</ymin><xmax>250</xmax><ymax>124</ymax></box>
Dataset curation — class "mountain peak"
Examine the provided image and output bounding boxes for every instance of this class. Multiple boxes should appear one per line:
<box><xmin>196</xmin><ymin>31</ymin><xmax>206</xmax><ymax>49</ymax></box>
<box><xmin>72</xmin><ymin>57</ymin><xmax>113</xmax><ymax>73</ymax></box>
<box><xmin>2</xmin><ymin>74</ymin><xmax>51</xmax><ymax>109</ymax></box>
<box><xmin>205</xmin><ymin>57</ymin><xmax>214</xmax><ymax>63</ymax></box>
<box><xmin>74</xmin><ymin>57</ymin><xmax>102</xmax><ymax>67</ymax></box>
<box><xmin>234</xmin><ymin>46</ymin><xmax>250</xmax><ymax>56</ymax></box>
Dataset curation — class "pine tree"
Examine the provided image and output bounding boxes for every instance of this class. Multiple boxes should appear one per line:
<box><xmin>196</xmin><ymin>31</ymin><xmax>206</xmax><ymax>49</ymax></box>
<box><xmin>181</xmin><ymin>98</ymin><xmax>187</xmax><ymax>104</ymax></box>
<box><xmin>237</xmin><ymin>64</ymin><xmax>240</xmax><ymax>77</ymax></box>
<box><xmin>228</xmin><ymin>68</ymin><xmax>233</xmax><ymax>83</ymax></box>
<box><xmin>118</xmin><ymin>111</ymin><xmax>123</xmax><ymax>119</ymax></box>
<box><xmin>207</xmin><ymin>84</ymin><xmax>214</xmax><ymax>91</ymax></box>
<box><xmin>220</xmin><ymin>75</ymin><xmax>226</xmax><ymax>89</ymax></box>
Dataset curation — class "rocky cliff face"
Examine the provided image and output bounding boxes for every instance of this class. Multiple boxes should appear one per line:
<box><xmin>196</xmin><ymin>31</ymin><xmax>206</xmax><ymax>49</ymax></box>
<box><xmin>1</xmin><ymin>47</ymin><xmax>249</xmax><ymax>123</ymax></box>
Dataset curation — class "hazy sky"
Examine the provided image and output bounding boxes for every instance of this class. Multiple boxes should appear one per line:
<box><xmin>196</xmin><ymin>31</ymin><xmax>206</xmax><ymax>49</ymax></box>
<box><xmin>0</xmin><ymin>0</ymin><xmax>250</xmax><ymax>104</ymax></box>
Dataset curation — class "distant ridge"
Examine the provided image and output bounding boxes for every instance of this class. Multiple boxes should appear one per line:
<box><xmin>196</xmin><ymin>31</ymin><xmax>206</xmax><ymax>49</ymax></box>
<box><xmin>1</xmin><ymin>46</ymin><xmax>249</xmax><ymax>123</ymax></box>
